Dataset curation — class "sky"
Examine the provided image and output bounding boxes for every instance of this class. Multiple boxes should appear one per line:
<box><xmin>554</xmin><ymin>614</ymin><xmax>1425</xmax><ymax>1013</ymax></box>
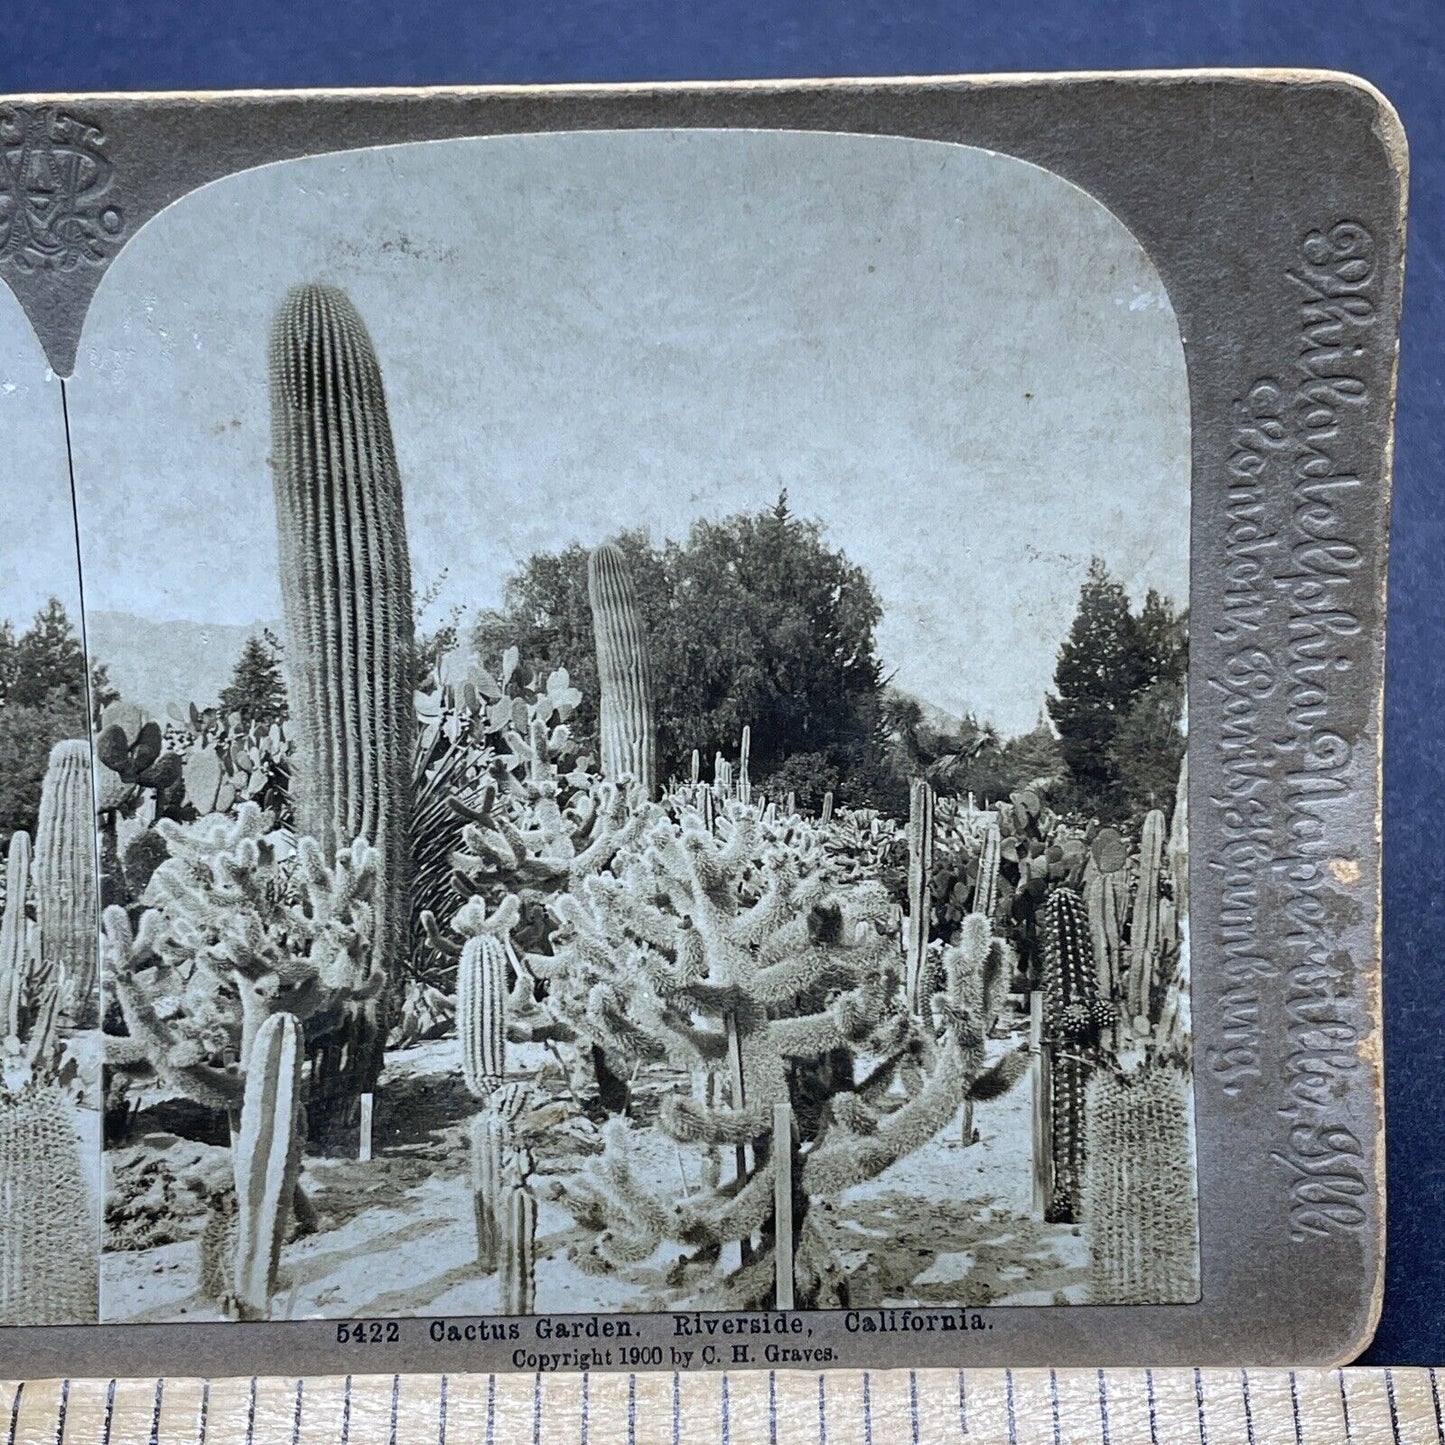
<box><xmin>0</xmin><ymin>291</ymin><xmax>83</xmax><ymax>631</ymax></box>
<box><xmin>12</xmin><ymin>128</ymin><xmax>1189</xmax><ymax>735</ymax></box>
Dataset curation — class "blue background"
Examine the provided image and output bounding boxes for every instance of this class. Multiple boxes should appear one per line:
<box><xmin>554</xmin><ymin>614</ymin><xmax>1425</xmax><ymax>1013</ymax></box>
<box><xmin>0</xmin><ymin>0</ymin><xmax>1439</xmax><ymax>1365</ymax></box>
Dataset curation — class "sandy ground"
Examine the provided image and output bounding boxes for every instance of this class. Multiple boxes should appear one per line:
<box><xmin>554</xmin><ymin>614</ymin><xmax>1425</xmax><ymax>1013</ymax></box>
<box><xmin>101</xmin><ymin>1014</ymin><xmax>1089</xmax><ymax>1322</ymax></box>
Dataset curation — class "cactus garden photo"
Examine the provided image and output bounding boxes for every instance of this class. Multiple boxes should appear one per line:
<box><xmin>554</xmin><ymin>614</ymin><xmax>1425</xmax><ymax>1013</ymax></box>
<box><xmin>0</xmin><ymin>129</ymin><xmax>1196</xmax><ymax>1325</ymax></box>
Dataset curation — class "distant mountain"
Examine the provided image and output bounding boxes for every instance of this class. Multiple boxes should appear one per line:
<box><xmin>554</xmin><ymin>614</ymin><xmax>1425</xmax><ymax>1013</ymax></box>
<box><xmin>86</xmin><ymin>611</ymin><xmax>283</xmax><ymax>718</ymax></box>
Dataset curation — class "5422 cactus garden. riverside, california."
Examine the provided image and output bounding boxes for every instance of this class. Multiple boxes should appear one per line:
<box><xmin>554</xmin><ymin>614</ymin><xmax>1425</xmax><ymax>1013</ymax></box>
<box><xmin>0</xmin><ymin>264</ymin><xmax>1194</xmax><ymax>1324</ymax></box>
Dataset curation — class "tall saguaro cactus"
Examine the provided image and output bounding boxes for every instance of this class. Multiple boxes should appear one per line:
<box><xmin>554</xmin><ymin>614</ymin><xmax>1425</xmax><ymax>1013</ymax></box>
<box><xmin>269</xmin><ymin>284</ymin><xmax>416</xmax><ymax>1056</ymax></box>
<box><xmin>35</xmin><ymin>739</ymin><xmax>98</xmax><ymax>1024</ymax></box>
<box><xmin>587</xmin><ymin>542</ymin><xmax>657</xmax><ymax>801</ymax></box>
<box><xmin>232</xmin><ymin>1011</ymin><xmax>304</xmax><ymax>1320</ymax></box>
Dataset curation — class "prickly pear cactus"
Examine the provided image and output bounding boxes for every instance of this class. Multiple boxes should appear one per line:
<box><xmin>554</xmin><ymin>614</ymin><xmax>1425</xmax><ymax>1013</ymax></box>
<box><xmin>587</xmin><ymin>542</ymin><xmax>657</xmax><ymax>800</ymax></box>
<box><xmin>0</xmin><ymin>1083</ymin><xmax>99</xmax><ymax>1324</ymax></box>
<box><xmin>459</xmin><ymin>934</ymin><xmax>508</xmax><ymax>1098</ymax></box>
<box><xmin>1082</xmin><ymin>1063</ymin><xmax>1198</xmax><ymax>1303</ymax></box>
<box><xmin>269</xmin><ymin>284</ymin><xmax>416</xmax><ymax>1012</ymax></box>
<box><xmin>35</xmin><ymin>739</ymin><xmax>98</xmax><ymax>1024</ymax></box>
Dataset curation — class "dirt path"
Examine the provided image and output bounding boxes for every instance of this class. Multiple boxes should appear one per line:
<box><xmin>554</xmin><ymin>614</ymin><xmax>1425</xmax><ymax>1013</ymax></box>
<box><xmin>101</xmin><ymin>1018</ymin><xmax>1088</xmax><ymax>1321</ymax></box>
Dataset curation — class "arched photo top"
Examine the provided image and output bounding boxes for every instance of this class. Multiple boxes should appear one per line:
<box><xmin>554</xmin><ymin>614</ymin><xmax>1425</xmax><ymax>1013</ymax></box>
<box><xmin>67</xmin><ymin>128</ymin><xmax>1187</xmax><ymax>739</ymax></box>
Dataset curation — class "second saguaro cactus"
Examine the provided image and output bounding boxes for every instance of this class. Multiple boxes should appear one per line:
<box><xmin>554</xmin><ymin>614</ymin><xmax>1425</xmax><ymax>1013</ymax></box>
<box><xmin>587</xmin><ymin>542</ymin><xmax>657</xmax><ymax>801</ymax></box>
<box><xmin>269</xmin><ymin>283</ymin><xmax>416</xmax><ymax>995</ymax></box>
<box><xmin>231</xmin><ymin>1010</ymin><xmax>304</xmax><ymax>1321</ymax></box>
<box><xmin>35</xmin><ymin>739</ymin><xmax>98</xmax><ymax>1023</ymax></box>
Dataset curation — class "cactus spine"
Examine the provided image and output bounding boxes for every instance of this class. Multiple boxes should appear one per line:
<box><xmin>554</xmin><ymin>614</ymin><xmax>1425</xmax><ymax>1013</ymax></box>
<box><xmin>1082</xmin><ymin>1063</ymin><xmax>1198</xmax><ymax>1303</ymax></box>
<box><xmin>587</xmin><ymin>542</ymin><xmax>656</xmax><ymax>801</ymax></box>
<box><xmin>469</xmin><ymin>1111</ymin><xmax>507</xmax><ymax>1270</ymax></box>
<box><xmin>1042</xmin><ymin>888</ymin><xmax>1103</xmax><ymax>1223</ymax></box>
<box><xmin>904</xmin><ymin>778</ymin><xmax>934</xmax><ymax>1012</ymax></box>
<box><xmin>232</xmin><ymin>1011</ymin><xmax>304</xmax><ymax>1320</ymax></box>
<box><xmin>0</xmin><ymin>1083</ymin><xmax>98</xmax><ymax>1324</ymax></box>
<box><xmin>458</xmin><ymin>934</ymin><xmax>508</xmax><ymax>1097</ymax></box>
<box><xmin>269</xmin><ymin>284</ymin><xmax>416</xmax><ymax>1000</ymax></box>
<box><xmin>34</xmin><ymin>739</ymin><xmax>98</xmax><ymax>1023</ymax></box>
<box><xmin>501</xmin><ymin>1185</ymin><xmax>537</xmax><ymax>1314</ymax></box>
<box><xmin>0</xmin><ymin>830</ymin><xmax>31</xmax><ymax>1040</ymax></box>
<box><xmin>1126</xmin><ymin>808</ymin><xmax>1168</xmax><ymax>1029</ymax></box>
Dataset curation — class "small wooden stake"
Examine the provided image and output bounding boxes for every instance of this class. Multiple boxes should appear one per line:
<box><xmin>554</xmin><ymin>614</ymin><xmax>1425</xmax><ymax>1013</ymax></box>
<box><xmin>1030</xmin><ymin>992</ymin><xmax>1053</xmax><ymax>1220</ymax></box>
<box><xmin>773</xmin><ymin>1103</ymin><xmax>795</xmax><ymax>1310</ymax></box>
<box><xmin>358</xmin><ymin>1092</ymin><xmax>373</xmax><ymax>1162</ymax></box>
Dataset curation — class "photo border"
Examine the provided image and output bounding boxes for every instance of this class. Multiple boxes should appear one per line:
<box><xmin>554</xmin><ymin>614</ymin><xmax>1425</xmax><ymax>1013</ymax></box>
<box><xmin>0</xmin><ymin>69</ymin><xmax>1406</xmax><ymax>1371</ymax></box>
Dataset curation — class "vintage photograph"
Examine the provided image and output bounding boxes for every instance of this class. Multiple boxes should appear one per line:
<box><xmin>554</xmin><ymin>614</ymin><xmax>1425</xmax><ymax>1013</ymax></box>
<box><xmin>43</xmin><ymin>128</ymin><xmax>1195</xmax><ymax>1322</ymax></box>
<box><xmin>0</xmin><ymin>286</ymin><xmax>103</xmax><ymax>1326</ymax></box>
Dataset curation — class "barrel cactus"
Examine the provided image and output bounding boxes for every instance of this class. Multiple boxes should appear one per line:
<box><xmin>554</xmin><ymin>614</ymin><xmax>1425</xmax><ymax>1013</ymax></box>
<box><xmin>1082</xmin><ymin>1062</ymin><xmax>1198</xmax><ymax>1303</ymax></box>
<box><xmin>269</xmin><ymin>283</ymin><xmax>416</xmax><ymax>1102</ymax></box>
<box><xmin>35</xmin><ymin>739</ymin><xmax>98</xmax><ymax>1025</ymax></box>
<box><xmin>586</xmin><ymin>542</ymin><xmax>656</xmax><ymax>800</ymax></box>
<box><xmin>0</xmin><ymin>1082</ymin><xmax>98</xmax><ymax>1324</ymax></box>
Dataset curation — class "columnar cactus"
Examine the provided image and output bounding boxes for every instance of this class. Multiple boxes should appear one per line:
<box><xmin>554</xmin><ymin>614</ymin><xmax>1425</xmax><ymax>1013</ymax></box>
<box><xmin>0</xmin><ymin>1082</ymin><xmax>98</xmax><ymax>1324</ymax></box>
<box><xmin>501</xmin><ymin>1185</ymin><xmax>537</xmax><ymax>1314</ymax></box>
<box><xmin>904</xmin><ymin>778</ymin><xmax>934</xmax><ymax>1011</ymax></box>
<box><xmin>0</xmin><ymin>830</ymin><xmax>31</xmax><ymax>1040</ymax></box>
<box><xmin>469</xmin><ymin>1111</ymin><xmax>507</xmax><ymax>1270</ymax></box>
<box><xmin>738</xmin><ymin>726</ymin><xmax>752</xmax><ymax>806</ymax></box>
<box><xmin>269</xmin><ymin>284</ymin><xmax>416</xmax><ymax>1018</ymax></box>
<box><xmin>231</xmin><ymin>1010</ymin><xmax>303</xmax><ymax>1320</ymax></box>
<box><xmin>587</xmin><ymin>542</ymin><xmax>656</xmax><ymax>801</ymax></box>
<box><xmin>974</xmin><ymin>819</ymin><xmax>1001</xmax><ymax>920</ymax></box>
<box><xmin>1041</xmin><ymin>887</ymin><xmax>1107</xmax><ymax>1223</ymax></box>
<box><xmin>1082</xmin><ymin>1063</ymin><xmax>1198</xmax><ymax>1303</ymax></box>
<box><xmin>1126</xmin><ymin>808</ymin><xmax>1168</xmax><ymax>1028</ymax></box>
<box><xmin>459</xmin><ymin>934</ymin><xmax>508</xmax><ymax>1098</ymax></box>
<box><xmin>35</xmin><ymin>739</ymin><xmax>98</xmax><ymax>1023</ymax></box>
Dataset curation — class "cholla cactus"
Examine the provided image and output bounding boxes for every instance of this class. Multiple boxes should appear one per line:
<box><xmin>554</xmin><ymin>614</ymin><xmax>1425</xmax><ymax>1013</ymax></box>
<box><xmin>0</xmin><ymin>1079</ymin><xmax>98</xmax><ymax>1324</ymax></box>
<box><xmin>1082</xmin><ymin>1062</ymin><xmax>1198</xmax><ymax>1303</ymax></box>
<box><xmin>102</xmin><ymin>803</ymin><xmax>383</xmax><ymax>1110</ymax></box>
<box><xmin>547</xmin><ymin>800</ymin><xmax>1026</xmax><ymax>1307</ymax></box>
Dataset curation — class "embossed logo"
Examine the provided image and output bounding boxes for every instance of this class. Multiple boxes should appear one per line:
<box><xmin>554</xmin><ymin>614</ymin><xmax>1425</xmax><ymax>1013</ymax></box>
<box><xmin>0</xmin><ymin>106</ymin><xmax>123</xmax><ymax>272</ymax></box>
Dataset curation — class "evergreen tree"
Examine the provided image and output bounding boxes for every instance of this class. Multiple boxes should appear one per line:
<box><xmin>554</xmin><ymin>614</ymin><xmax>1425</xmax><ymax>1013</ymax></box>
<box><xmin>9</xmin><ymin>597</ymin><xmax>88</xmax><ymax>708</ymax></box>
<box><xmin>1047</xmin><ymin>561</ymin><xmax>1187</xmax><ymax>817</ymax></box>
<box><xmin>473</xmin><ymin>495</ymin><xmax>892</xmax><ymax>804</ymax></box>
<box><xmin>218</xmin><ymin>634</ymin><xmax>289</xmax><ymax>727</ymax></box>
